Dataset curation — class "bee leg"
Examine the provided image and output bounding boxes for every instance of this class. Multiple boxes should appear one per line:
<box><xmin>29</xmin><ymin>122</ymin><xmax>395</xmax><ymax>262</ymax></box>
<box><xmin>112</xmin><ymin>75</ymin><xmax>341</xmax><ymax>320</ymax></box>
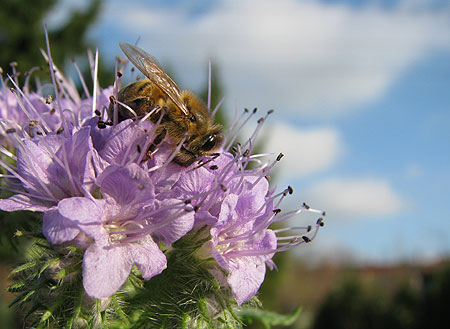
<box><xmin>146</xmin><ymin>128</ymin><xmax>167</xmax><ymax>158</ymax></box>
<box><xmin>173</xmin><ymin>146</ymin><xmax>197</xmax><ymax>167</ymax></box>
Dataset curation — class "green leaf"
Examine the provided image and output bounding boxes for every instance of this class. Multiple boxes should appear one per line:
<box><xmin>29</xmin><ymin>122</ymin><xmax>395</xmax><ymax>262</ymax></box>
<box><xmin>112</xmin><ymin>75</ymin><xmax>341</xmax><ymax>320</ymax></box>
<box><xmin>39</xmin><ymin>257</ymin><xmax>59</xmax><ymax>275</ymax></box>
<box><xmin>111</xmin><ymin>294</ymin><xmax>130</xmax><ymax>325</ymax></box>
<box><xmin>239</xmin><ymin>306</ymin><xmax>302</xmax><ymax>329</ymax></box>
<box><xmin>10</xmin><ymin>260</ymin><xmax>39</xmax><ymax>275</ymax></box>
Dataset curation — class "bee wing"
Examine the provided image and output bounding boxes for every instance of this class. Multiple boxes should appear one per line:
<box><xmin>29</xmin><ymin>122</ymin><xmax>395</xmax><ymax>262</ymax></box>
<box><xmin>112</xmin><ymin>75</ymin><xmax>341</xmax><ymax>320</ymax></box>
<box><xmin>119</xmin><ymin>42</ymin><xmax>189</xmax><ymax>116</ymax></box>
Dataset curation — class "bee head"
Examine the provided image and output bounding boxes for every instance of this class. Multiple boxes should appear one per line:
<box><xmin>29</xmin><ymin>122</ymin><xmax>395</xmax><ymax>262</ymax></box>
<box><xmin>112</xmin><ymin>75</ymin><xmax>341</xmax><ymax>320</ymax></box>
<box><xmin>200</xmin><ymin>129</ymin><xmax>223</xmax><ymax>152</ymax></box>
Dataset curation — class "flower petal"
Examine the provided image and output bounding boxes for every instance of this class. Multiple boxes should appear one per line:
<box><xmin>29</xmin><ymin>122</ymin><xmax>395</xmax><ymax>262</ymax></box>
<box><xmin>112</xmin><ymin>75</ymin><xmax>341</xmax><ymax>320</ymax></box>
<box><xmin>51</xmin><ymin>127</ymin><xmax>96</xmax><ymax>195</ymax></box>
<box><xmin>150</xmin><ymin>199</ymin><xmax>195</xmax><ymax>245</ymax></box>
<box><xmin>15</xmin><ymin>127</ymin><xmax>97</xmax><ymax>201</ymax></box>
<box><xmin>96</xmin><ymin>164</ymin><xmax>154</xmax><ymax>206</ymax></box>
<box><xmin>16</xmin><ymin>135</ymin><xmax>65</xmax><ymax>199</ymax></box>
<box><xmin>227</xmin><ymin>261</ymin><xmax>266</xmax><ymax>305</ymax></box>
<box><xmin>43</xmin><ymin>208</ymin><xmax>80</xmax><ymax>244</ymax></box>
<box><xmin>82</xmin><ymin>241</ymin><xmax>133</xmax><ymax>298</ymax></box>
<box><xmin>174</xmin><ymin>165</ymin><xmax>215</xmax><ymax>196</ymax></box>
<box><xmin>0</xmin><ymin>194</ymin><xmax>51</xmax><ymax>212</ymax></box>
<box><xmin>99</xmin><ymin>120</ymin><xmax>147</xmax><ymax>165</ymax></box>
<box><xmin>128</xmin><ymin>236</ymin><xmax>167</xmax><ymax>280</ymax></box>
<box><xmin>217</xmin><ymin>194</ymin><xmax>239</xmax><ymax>227</ymax></box>
<box><xmin>57</xmin><ymin>197</ymin><xmax>108</xmax><ymax>242</ymax></box>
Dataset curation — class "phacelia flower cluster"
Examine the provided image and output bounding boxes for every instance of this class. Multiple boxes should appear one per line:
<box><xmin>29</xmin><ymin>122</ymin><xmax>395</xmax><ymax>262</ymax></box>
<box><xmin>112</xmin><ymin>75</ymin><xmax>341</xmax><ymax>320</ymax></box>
<box><xmin>0</xmin><ymin>41</ymin><xmax>324</xmax><ymax>306</ymax></box>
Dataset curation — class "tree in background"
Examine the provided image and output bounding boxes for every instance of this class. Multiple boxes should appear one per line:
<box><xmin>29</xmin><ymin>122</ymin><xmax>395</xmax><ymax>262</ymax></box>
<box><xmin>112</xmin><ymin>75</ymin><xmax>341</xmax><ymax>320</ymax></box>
<box><xmin>0</xmin><ymin>0</ymin><xmax>111</xmax><ymax>87</ymax></box>
<box><xmin>312</xmin><ymin>265</ymin><xmax>450</xmax><ymax>329</ymax></box>
<box><xmin>416</xmin><ymin>264</ymin><xmax>450</xmax><ymax>329</ymax></box>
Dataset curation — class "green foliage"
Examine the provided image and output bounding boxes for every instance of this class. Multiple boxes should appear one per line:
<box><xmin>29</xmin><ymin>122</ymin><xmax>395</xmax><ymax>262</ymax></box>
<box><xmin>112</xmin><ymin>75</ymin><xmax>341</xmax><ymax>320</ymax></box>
<box><xmin>128</xmin><ymin>228</ymin><xmax>242</xmax><ymax>329</ymax></box>
<box><xmin>7</xmin><ymin>237</ymin><xmax>134</xmax><ymax>329</ymax></box>
<box><xmin>416</xmin><ymin>264</ymin><xmax>450</xmax><ymax>329</ymax></box>
<box><xmin>7</xmin><ymin>239</ymin><xmax>84</xmax><ymax>328</ymax></box>
<box><xmin>6</xmin><ymin>226</ymin><xmax>295</xmax><ymax>329</ymax></box>
<box><xmin>239</xmin><ymin>306</ymin><xmax>301</xmax><ymax>329</ymax></box>
<box><xmin>0</xmin><ymin>211</ymin><xmax>38</xmax><ymax>260</ymax></box>
<box><xmin>127</xmin><ymin>228</ymin><xmax>301</xmax><ymax>329</ymax></box>
<box><xmin>0</xmin><ymin>0</ymin><xmax>112</xmax><ymax>87</ymax></box>
<box><xmin>313</xmin><ymin>278</ymin><xmax>387</xmax><ymax>329</ymax></box>
<box><xmin>311</xmin><ymin>266</ymin><xmax>450</xmax><ymax>329</ymax></box>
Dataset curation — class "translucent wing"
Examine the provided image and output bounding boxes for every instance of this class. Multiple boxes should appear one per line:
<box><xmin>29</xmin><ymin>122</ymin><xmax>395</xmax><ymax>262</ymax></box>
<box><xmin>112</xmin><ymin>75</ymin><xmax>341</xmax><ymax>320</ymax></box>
<box><xmin>119</xmin><ymin>42</ymin><xmax>189</xmax><ymax>116</ymax></box>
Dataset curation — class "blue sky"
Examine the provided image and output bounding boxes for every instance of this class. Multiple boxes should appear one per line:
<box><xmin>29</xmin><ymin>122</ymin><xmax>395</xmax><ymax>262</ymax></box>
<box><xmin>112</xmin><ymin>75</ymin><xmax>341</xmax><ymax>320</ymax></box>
<box><xmin>51</xmin><ymin>0</ymin><xmax>450</xmax><ymax>264</ymax></box>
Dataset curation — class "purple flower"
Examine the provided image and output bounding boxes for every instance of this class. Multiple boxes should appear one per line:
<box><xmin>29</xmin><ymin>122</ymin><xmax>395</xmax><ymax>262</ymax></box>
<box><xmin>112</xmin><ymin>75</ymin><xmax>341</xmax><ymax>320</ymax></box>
<box><xmin>0</xmin><ymin>42</ymin><xmax>325</xmax><ymax>305</ymax></box>
<box><xmin>168</xmin><ymin>142</ymin><xmax>325</xmax><ymax>304</ymax></box>
<box><xmin>0</xmin><ymin>126</ymin><xmax>100</xmax><ymax>212</ymax></box>
<box><xmin>48</xmin><ymin>194</ymin><xmax>167</xmax><ymax>298</ymax></box>
<box><xmin>0</xmin><ymin>54</ymin><xmax>112</xmax><ymax>212</ymax></box>
<box><xmin>43</xmin><ymin>152</ymin><xmax>195</xmax><ymax>298</ymax></box>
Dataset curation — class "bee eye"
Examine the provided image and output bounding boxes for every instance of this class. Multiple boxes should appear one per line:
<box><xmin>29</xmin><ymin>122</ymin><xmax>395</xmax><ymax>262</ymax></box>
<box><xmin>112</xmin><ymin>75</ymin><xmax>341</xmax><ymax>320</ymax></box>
<box><xmin>201</xmin><ymin>134</ymin><xmax>217</xmax><ymax>151</ymax></box>
<box><xmin>189</xmin><ymin>114</ymin><xmax>196</xmax><ymax>122</ymax></box>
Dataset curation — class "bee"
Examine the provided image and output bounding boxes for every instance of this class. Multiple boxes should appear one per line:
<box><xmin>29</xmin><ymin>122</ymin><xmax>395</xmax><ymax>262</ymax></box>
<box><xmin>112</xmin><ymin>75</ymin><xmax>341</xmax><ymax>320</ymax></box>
<box><xmin>110</xmin><ymin>42</ymin><xmax>223</xmax><ymax>167</ymax></box>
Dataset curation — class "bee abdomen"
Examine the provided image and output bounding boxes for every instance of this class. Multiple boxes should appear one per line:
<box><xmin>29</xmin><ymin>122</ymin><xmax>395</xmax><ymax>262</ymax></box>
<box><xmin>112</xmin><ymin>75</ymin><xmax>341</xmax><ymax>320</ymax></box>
<box><xmin>113</xmin><ymin>96</ymin><xmax>155</xmax><ymax>121</ymax></box>
<box><xmin>136</xmin><ymin>81</ymin><xmax>152</xmax><ymax>93</ymax></box>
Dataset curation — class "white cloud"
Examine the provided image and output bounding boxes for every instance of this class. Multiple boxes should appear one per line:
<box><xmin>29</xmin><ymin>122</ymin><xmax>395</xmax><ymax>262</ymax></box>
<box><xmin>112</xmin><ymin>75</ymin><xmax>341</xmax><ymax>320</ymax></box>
<box><xmin>101</xmin><ymin>0</ymin><xmax>450</xmax><ymax>118</ymax></box>
<box><xmin>262</xmin><ymin>122</ymin><xmax>343</xmax><ymax>179</ymax></box>
<box><xmin>303</xmin><ymin>177</ymin><xmax>405</xmax><ymax>220</ymax></box>
<box><xmin>47</xmin><ymin>0</ymin><xmax>93</xmax><ymax>29</ymax></box>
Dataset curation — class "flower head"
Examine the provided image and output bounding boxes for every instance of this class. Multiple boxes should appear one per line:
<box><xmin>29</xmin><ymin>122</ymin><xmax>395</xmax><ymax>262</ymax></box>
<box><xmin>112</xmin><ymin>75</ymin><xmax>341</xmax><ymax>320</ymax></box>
<box><xmin>169</xmin><ymin>139</ymin><xmax>324</xmax><ymax>304</ymax></box>
<box><xmin>0</xmin><ymin>40</ymin><xmax>324</xmax><ymax>305</ymax></box>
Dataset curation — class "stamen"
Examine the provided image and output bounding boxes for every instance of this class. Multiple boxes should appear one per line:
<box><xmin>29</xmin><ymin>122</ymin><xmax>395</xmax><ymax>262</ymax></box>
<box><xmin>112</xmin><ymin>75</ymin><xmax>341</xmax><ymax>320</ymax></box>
<box><xmin>275</xmin><ymin>219</ymin><xmax>323</xmax><ymax>252</ymax></box>
<box><xmin>272</xmin><ymin>208</ymin><xmax>305</xmax><ymax>223</ymax></box>
<box><xmin>224</xmin><ymin>248</ymin><xmax>276</xmax><ymax>258</ymax></box>
<box><xmin>0</xmin><ymin>119</ymin><xmax>20</xmax><ymax>136</ymax></box>
<box><xmin>9</xmin><ymin>62</ymin><xmax>19</xmax><ymax>86</ymax></box>
<box><xmin>0</xmin><ymin>174</ymin><xmax>15</xmax><ymax>178</ymax></box>
<box><xmin>72</xmin><ymin>57</ymin><xmax>90</xmax><ymax>98</ymax></box>
<box><xmin>273</xmin><ymin>226</ymin><xmax>312</xmax><ymax>235</ymax></box>
<box><xmin>222</xmin><ymin>108</ymin><xmax>250</xmax><ymax>150</ymax></box>
<box><xmin>241</xmin><ymin>109</ymin><xmax>273</xmax><ymax>150</ymax></box>
<box><xmin>43</xmin><ymin>25</ymin><xmax>67</xmax><ymax>134</ymax></box>
<box><xmin>211</xmin><ymin>96</ymin><xmax>225</xmax><ymax>119</ymax></box>
<box><xmin>117</xmin><ymin>207</ymin><xmax>189</xmax><ymax>242</ymax></box>
<box><xmin>217</xmin><ymin>228</ymin><xmax>258</xmax><ymax>246</ymax></box>
<box><xmin>150</xmin><ymin>134</ymin><xmax>188</xmax><ymax>171</ymax></box>
<box><xmin>0</xmin><ymin>185</ymin><xmax>56</xmax><ymax>202</ymax></box>
<box><xmin>62</xmin><ymin>108</ymin><xmax>78</xmax><ymax>128</ymax></box>
<box><xmin>90</xmin><ymin>48</ymin><xmax>99</xmax><ymax>117</ymax></box>
<box><xmin>120</xmin><ymin>125</ymin><xmax>144</xmax><ymax>167</ymax></box>
<box><xmin>182</xmin><ymin>182</ymin><xmax>225</xmax><ymax>213</ymax></box>
<box><xmin>0</xmin><ymin>156</ymin><xmax>57</xmax><ymax>202</ymax></box>
<box><xmin>251</xmin><ymin>154</ymin><xmax>282</xmax><ymax>187</ymax></box>
<box><xmin>23</xmin><ymin>66</ymin><xmax>41</xmax><ymax>94</ymax></box>
<box><xmin>7</xmin><ymin>82</ymin><xmax>50</xmax><ymax>133</ymax></box>
<box><xmin>116</xmin><ymin>100</ymin><xmax>138</xmax><ymax>120</ymax></box>
<box><xmin>224</xmin><ymin>108</ymin><xmax>258</xmax><ymax>152</ymax></box>
<box><xmin>112</xmin><ymin>59</ymin><xmax>121</xmax><ymax>126</ymax></box>
<box><xmin>139</xmin><ymin>105</ymin><xmax>162</xmax><ymax>125</ymax></box>
<box><xmin>254</xmin><ymin>187</ymin><xmax>290</xmax><ymax>215</ymax></box>
<box><xmin>0</xmin><ymin>145</ymin><xmax>17</xmax><ymax>161</ymax></box>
